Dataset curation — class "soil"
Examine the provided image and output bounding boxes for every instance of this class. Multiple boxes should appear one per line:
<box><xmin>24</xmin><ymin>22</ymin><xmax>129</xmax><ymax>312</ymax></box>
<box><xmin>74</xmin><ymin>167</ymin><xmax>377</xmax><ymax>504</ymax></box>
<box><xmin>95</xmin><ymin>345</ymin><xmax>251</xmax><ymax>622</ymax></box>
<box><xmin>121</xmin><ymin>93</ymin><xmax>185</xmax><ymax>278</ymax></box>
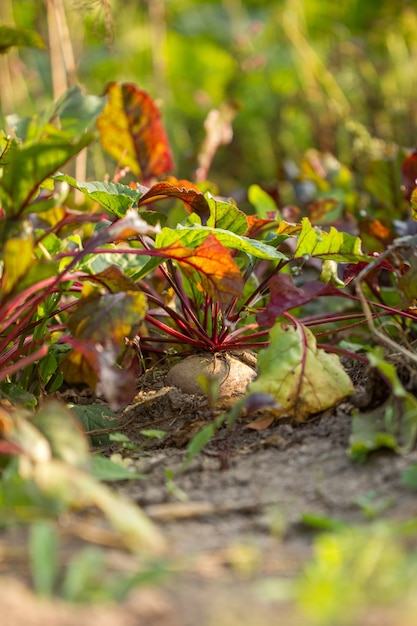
<box><xmin>2</xmin><ymin>359</ymin><xmax>417</xmax><ymax>625</ymax></box>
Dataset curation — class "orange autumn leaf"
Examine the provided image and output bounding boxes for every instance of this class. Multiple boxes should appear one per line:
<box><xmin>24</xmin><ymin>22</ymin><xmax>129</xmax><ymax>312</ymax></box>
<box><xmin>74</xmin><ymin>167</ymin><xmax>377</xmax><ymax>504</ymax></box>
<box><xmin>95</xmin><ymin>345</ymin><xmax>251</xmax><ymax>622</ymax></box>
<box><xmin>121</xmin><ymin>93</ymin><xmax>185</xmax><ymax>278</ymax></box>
<box><xmin>160</xmin><ymin>233</ymin><xmax>243</xmax><ymax>308</ymax></box>
<box><xmin>276</xmin><ymin>220</ymin><xmax>302</xmax><ymax>237</ymax></box>
<box><xmin>138</xmin><ymin>179</ymin><xmax>210</xmax><ymax>222</ymax></box>
<box><xmin>360</xmin><ymin>218</ymin><xmax>394</xmax><ymax>246</ymax></box>
<box><xmin>246</xmin><ymin>214</ymin><xmax>276</xmax><ymax>238</ymax></box>
<box><xmin>97</xmin><ymin>82</ymin><xmax>173</xmax><ymax>180</ymax></box>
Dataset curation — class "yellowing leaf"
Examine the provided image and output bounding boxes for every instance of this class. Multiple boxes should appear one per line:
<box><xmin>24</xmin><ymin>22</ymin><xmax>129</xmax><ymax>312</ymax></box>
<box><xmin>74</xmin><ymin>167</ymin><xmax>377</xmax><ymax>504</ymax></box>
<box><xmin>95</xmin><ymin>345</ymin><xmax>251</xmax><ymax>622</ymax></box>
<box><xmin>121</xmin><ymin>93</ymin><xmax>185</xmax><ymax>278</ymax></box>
<box><xmin>161</xmin><ymin>233</ymin><xmax>243</xmax><ymax>309</ymax></box>
<box><xmin>276</xmin><ymin>221</ymin><xmax>302</xmax><ymax>236</ymax></box>
<box><xmin>249</xmin><ymin>321</ymin><xmax>354</xmax><ymax>421</ymax></box>
<box><xmin>411</xmin><ymin>188</ymin><xmax>417</xmax><ymax>221</ymax></box>
<box><xmin>97</xmin><ymin>82</ymin><xmax>173</xmax><ymax>180</ymax></box>
<box><xmin>1</xmin><ymin>234</ymin><xmax>34</xmax><ymax>294</ymax></box>
<box><xmin>85</xmin><ymin>265</ymin><xmax>141</xmax><ymax>294</ymax></box>
<box><xmin>62</xmin><ymin>290</ymin><xmax>147</xmax><ymax>408</ymax></box>
<box><xmin>295</xmin><ymin>217</ymin><xmax>366</xmax><ymax>262</ymax></box>
<box><xmin>67</xmin><ymin>291</ymin><xmax>147</xmax><ymax>344</ymax></box>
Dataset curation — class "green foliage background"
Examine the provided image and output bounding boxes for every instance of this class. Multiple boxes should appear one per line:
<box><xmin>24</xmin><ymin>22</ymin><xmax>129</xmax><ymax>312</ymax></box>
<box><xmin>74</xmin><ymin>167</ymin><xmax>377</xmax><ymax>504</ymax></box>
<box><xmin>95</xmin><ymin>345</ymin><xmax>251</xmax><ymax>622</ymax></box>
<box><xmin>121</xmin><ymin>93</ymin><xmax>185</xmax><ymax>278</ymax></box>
<box><xmin>1</xmin><ymin>0</ymin><xmax>416</xmax><ymax>193</ymax></box>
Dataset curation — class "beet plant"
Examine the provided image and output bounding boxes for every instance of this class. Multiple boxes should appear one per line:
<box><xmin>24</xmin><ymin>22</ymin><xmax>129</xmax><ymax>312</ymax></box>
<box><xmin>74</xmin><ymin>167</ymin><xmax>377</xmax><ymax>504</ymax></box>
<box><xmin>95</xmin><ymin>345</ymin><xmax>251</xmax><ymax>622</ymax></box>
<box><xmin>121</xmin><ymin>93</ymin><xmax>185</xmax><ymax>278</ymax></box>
<box><xmin>1</xmin><ymin>78</ymin><xmax>417</xmax><ymax>425</ymax></box>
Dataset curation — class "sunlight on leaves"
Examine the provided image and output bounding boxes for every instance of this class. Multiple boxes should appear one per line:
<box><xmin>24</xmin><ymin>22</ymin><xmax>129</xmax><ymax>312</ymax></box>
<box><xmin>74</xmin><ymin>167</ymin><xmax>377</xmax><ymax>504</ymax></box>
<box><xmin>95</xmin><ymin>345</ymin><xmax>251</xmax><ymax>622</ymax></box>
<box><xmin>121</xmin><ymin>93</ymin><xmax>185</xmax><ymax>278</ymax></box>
<box><xmin>156</xmin><ymin>225</ymin><xmax>286</xmax><ymax>261</ymax></box>
<box><xmin>205</xmin><ymin>193</ymin><xmax>248</xmax><ymax>234</ymax></box>
<box><xmin>160</xmin><ymin>233</ymin><xmax>243</xmax><ymax>309</ymax></box>
<box><xmin>295</xmin><ymin>217</ymin><xmax>366</xmax><ymax>262</ymax></box>
<box><xmin>138</xmin><ymin>179</ymin><xmax>210</xmax><ymax>222</ymax></box>
<box><xmin>56</xmin><ymin>174</ymin><xmax>141</xmax><ymax>217</ymax></box>
<box><xmin>97</xmin><ymin>82</ymin><xmax>173</xmax><ymax>180</ymax></box>
<box><xmin>249</xmin><ymin>320</ymin><xmax>354</xmax><ymax>422</ymax></box>
<box><xmin>248</xmin><ymin>183</ymin><xmax>279</xmax><ymax>219</ymax></box>
<box><xmin>1</xmin><ymin>233</ymin><xmax>34</xmax><ymax>294</ymax></box>
<box><xmin>0</xmin><ymin>133</ymin><xmax>93</xmax><ymax>217</ymax></box>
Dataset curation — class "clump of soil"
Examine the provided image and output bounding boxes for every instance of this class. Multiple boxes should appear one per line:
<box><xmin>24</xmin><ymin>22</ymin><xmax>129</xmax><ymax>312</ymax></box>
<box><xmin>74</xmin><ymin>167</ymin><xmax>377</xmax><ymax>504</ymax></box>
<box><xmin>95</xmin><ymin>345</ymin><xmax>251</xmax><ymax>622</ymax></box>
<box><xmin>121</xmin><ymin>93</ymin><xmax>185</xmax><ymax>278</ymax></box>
<box><xmin>165</xmin><ymin>351</ymin><xmax>256</xmax><ymax>397</ymax></box>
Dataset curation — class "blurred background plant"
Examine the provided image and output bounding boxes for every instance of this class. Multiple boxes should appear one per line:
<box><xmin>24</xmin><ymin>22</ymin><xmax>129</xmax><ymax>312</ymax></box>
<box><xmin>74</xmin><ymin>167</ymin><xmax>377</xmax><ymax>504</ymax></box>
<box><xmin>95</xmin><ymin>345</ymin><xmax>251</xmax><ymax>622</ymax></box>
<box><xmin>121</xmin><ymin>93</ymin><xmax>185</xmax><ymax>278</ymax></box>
<box><xmin>1</xmin><ymin>0</ymin><xmax>416</xmax><ymax>200</ymax></box>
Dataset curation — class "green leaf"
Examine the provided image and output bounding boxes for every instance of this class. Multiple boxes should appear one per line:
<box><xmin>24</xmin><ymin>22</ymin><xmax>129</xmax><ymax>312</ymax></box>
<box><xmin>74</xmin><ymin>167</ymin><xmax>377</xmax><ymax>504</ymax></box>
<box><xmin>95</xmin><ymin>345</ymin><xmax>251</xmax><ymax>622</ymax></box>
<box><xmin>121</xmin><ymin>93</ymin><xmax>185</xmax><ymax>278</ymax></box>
<box><xmin>180</xmin><ymin>414</ymin><xmax>225</xmax><ymax>470</ymax></box>
<box><xmin>140</xmin><ymin>429</ymin><xmax>167</xmax><ymax>439</ymax></box>
<box><xmin>60</xmin><ymin>547</ymin><xmax>104</xmax><ymax>602</ymax></box>
<box><xmin>349</xmin><ymin>412</ymin><xmax>398</xmax><ymax>463</ymax></box>
<box><xmin>29</xmin><ymin>522</ymin><xmax>59</xmax><ymax>597</ymax></box>
<box><xmin>91</xmin><ymin>456</ymin><xmax>144</xmax><ymax>481</ymax></box>
<box><xmin>7</xmin><ymin>87</ymin><xmax>103</xmax><ymax>144</ymax></box>
<box><xmin>0</xmin><ymin>132</ymin><xmax>93</xmax><ymax>217</ymax></box>
<box><xmin>0</xmin><ymin>471</ymin><xmax>63</xmax><ymax>522</ymax></box>
<box><xmin>249</xmin><ymin>320</ymin><xmax>354</xmax><ymax>421</ymax></box>
<box><xmin>69</xmin><ymin>403</ymin><xmax>119</xmax><ymax>447</ymax></box>
<box><xmin>54</xmin><ymin>86</ymin><xmax>104</xmax><ymax>135</ymax></box>
<box><xmin>295</xmin><ymin>217</ymin><xmax>366</xmax><ymax>262</ymax></box>
<box><xmin>365</xmin><ymin>156</ymin><xmax>403</xmax><ymax>208</ymax></box>
<box><xmin>401</xmin><ymin>465</ymin><xmax>417</xmax><ymax>490</ymax></box>
<box><xmin>32</xmin><ymin>402</ymin><xmax>90</xmax><ymax>469</ymax></box>
<box><xmin>0</xmin><ymin>382</ymin><xmax>37</xmax><ymax>408</ymax></box>
<box><xmin>300</xmin><ymin>513</ymin><xmax>347</xmax><ymax>532</ymax></box>
<box><xmin>133</xmin><ymin>224</ymin><xmax>285</xmax><ymax>281</ymax></box>
<box><xmin>156</xmin><ymin>225</ymin><xmax>286</xmax><ymax>260</ymax></box>
<box><xmin>85</xmin><ymin>264</ymin><xmax>141</xmax><ymax>293</ymax></box>
<box><xmin>0</xmin><ymin>26</ymin><xmax>45</xmax><ymax>54</ymax></box>
<box><xmin>349</xmin><ymin>348</ymin><xmax>417</xmax><ymax>460</ymax></box>
<box><xmin>56</xmin><ymin>174</ymin><xmax>141</xmax><ymax>217</ymax></box>
<box><xmin>205</xmin><ymin>193</ymin><xmax>248</xmax><ymax>234</ymax></box>
<box><xmin>3</xmin><ymin>259</ymin><xmax>58</xmax><ymax>295</ymax></box>
<box><xmin>248</xmin><ymin>184</ymin><xmax>279</xmax><ymax>218</ymax></box>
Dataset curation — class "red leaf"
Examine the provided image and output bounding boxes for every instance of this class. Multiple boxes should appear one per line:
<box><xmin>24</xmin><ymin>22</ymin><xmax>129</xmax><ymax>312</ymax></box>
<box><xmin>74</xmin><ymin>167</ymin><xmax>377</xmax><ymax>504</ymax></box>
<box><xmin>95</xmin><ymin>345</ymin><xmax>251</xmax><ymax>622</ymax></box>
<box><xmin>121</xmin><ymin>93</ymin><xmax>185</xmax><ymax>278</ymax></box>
<box><xmin>343</xmin><ymin>253</ymin><xmax>408</xmax><ymax>285</ymax></box>
<box><xmin>97</xmin><ymin>82</ymin><xmax>173</xmax><ymax>181</ymax></box>
<box><xmin>138</xmin><ymin>179</ymin><xmax>210</xmax><ymax>223</ymax></box>
<box><xmin>62</xmin><ymin>340</ymin><xmax>137</xmax><ymax>410</ymax></box>
<box><xmin>257</xmin><ymin>274</ymin><xmax>340</xmax><ymax>327</ymax></box>
<box><xmin>246</xmin><ymin>215</ymin><xmax>277</xmax><ymax>238</ymax></box>
<box><xmin>401</xmin><ymin>151</ymin><xmax>417</xmax><ymax>201</ymax></box>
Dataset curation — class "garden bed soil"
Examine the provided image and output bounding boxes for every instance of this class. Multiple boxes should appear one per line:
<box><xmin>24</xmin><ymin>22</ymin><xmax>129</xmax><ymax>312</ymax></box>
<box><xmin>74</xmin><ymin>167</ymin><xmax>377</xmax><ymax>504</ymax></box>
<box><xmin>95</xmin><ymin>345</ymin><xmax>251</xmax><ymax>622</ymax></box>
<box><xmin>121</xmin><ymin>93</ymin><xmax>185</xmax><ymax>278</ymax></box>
<box><xmin>2</xmin><ymin>360</ymin><xmax>417</xmax><ymax>626</ymax></box>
